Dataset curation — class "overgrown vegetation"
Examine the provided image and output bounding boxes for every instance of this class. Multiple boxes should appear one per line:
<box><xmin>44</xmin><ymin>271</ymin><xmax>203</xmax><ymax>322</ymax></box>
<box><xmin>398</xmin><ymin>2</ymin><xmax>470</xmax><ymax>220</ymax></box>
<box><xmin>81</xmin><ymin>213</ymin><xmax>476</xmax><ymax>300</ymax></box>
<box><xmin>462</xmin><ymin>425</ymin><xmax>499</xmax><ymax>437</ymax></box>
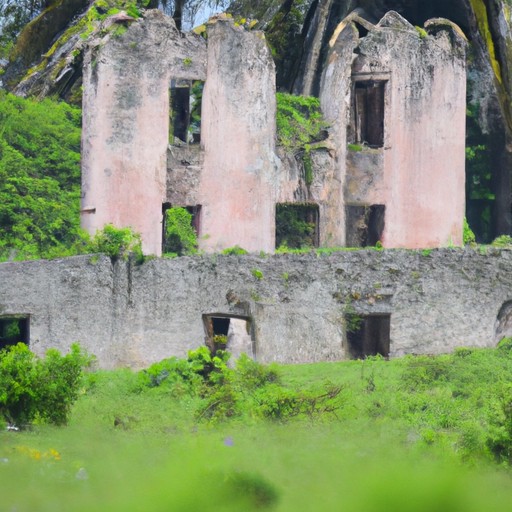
<box><xmin>0</xmin><ymin>92</ymin><xmax>82</xmax><ymax>260</ymax></box>
<box><xmin>466</xmin><ymin>99</ymin><xmax>495</xmax><ymax>242</ymax></box>
<box><xmin>275</xmin><ymin>203</ymin><xmax>317</xmax><ymax>250</ymax></box>
<box><xmin>163</xmin><ymin>207</ymin><xmax>198</xmax><ymax>256</ymax></box>
<box><xmin>0</xmin><ymin>343</ymin><xmax>91</xmax><ymax>428</ymax></box>
<box><xmin>135</xmin><ymin>348</ymin><xmax>343</xmax><ymax>423</ymax></box>
<box><xmin>276</xmin><ymin>92</ymin><xmax>326</xmax><ymax>152</ymax></box>
<box><xmin>88</xmin><ymin>224</ymin><xmax>143</xmax><ymax>262</ymax></box>
<box><xmin>5</xmin><ymin>345</ymin><xmax>512</xmax><ymax>510</ymax></box>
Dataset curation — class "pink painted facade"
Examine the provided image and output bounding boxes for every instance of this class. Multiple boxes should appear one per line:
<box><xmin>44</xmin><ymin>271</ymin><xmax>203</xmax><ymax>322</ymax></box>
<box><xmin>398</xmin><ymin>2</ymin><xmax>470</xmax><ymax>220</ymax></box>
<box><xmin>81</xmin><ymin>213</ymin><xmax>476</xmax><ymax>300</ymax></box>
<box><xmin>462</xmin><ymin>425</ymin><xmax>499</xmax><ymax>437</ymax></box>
<box><xmin>321</xmin><ymin>11</ymin><xmax>466</xmax><ymax>248</ymax></box>
<box><xmin>81</xmin><ymin>10</ymin><xmax>466</xmax><ymax>254</ymax></box>
<box><xmin>198</xmin><ymin>21</ymin><xmax>277</xmax><ymax>253</ymax></box>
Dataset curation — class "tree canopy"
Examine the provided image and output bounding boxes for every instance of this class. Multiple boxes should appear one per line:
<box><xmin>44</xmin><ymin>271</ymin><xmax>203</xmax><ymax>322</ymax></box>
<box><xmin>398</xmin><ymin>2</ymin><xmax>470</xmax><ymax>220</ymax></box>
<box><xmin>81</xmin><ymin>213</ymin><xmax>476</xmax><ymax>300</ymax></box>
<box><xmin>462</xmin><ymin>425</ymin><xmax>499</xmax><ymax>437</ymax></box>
<box><xmin>0</xmin><ymin>91</ymin><xmax>83</xmax><ymax>260</ymax></box>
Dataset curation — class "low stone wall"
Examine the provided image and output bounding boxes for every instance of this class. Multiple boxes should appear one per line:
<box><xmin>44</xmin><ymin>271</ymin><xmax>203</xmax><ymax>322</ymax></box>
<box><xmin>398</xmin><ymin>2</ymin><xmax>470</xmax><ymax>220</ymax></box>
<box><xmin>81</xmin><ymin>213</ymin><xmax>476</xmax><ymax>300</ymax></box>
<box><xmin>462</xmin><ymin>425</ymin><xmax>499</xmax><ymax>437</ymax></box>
<box><xmin>1</xmin><ymin>248</ymin><xmax>511</xmax><ymax>368</ymax></box>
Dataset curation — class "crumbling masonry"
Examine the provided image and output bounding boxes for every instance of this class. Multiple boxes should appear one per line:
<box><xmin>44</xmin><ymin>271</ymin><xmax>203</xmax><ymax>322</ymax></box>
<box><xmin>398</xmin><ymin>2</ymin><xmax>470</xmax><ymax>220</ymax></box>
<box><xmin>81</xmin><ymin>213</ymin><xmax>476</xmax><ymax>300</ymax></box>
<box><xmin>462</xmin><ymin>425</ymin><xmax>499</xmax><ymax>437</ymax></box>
<box><xmin>80</xmin><ymin>9</ymin><xmax>466</xmax><ymax>255</ymax></box>
<box><xmin>1</xmin><ymin>9</ymin><xmax>483</xmax><ymax>368</ymax></box>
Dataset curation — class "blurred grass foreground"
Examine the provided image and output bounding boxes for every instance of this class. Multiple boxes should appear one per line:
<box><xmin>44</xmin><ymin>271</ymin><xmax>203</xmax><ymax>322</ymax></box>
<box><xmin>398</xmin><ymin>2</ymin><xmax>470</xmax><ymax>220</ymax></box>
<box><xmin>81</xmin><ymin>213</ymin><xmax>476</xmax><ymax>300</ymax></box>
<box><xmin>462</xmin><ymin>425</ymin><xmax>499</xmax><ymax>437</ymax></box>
<box><xmin>3</xmin><ymin>342</ymin><xmax>512</xmax><ymax>511</ymax></box>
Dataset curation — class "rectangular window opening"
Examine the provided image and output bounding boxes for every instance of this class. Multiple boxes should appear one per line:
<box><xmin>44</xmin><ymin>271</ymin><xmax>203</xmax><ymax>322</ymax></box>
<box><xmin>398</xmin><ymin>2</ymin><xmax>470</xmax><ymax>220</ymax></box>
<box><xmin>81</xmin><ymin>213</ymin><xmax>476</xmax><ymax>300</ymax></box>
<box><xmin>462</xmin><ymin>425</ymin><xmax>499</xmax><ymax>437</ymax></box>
<box><xmin>346</xmin><ymin>314</ymin><xmax>390</xmax><ymax>359</ymax></box>
<box><xmin>202</xmin><ymin>314</ymin><xmax>253</xmax><ymax>359</ymax></box>
<box><xmin>353</xmin><ymin>81</ymin><xmax>385</xmax><ymax>148</ymax></box>
<box><xmin>162</xmin><ymin>204</ymin><xmax>201</xmax><ymax>254</ymax></box>
<box><xmin>345</xmin><ymin>204</ymin><xmax>385</xmax><ymax>247</ymax></box>
<box><xmin>170</xmin><ymin>80</ymin><xmax>204</xmax><ymax>145</ymax></box>
<box><xmin>0</xmin><ymin>316</ymin><xmax>29</xmax><ymax>351</ymax></box>
<box><xmin>276</xmin><ymin>203</ymin><xmax>319</xmax><ymax>249</ymax></box>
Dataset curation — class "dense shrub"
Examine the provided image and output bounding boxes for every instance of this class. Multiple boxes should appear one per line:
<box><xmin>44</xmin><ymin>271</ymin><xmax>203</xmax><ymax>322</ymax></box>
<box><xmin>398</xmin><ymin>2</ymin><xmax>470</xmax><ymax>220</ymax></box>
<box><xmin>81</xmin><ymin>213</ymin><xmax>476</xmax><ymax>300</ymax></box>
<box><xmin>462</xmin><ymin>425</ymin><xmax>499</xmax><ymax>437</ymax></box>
<box><xmin>276</xmin><ymin>93</ymin><xmax>326</xmax><ymax>152</ymax></box>
<box><xmin>0</xmin><ymin>92</ymin><xmax>82</xmax><ymax>260</ymax></box>
<box><xmin>88</xmin><ymin>224</ymin><xmax>143</xmax><ymax>262</ymax></box>
<box><xmin>163</xmin><ymin>207</ymin><xmax>198</xmax><ymax>256</ymax></box>
<box><xmin>139</xmin><ymin>347</ymin><xmax>343</xmax><ymax>423</ymax></box>
<box><xmin>0</xmin><ymin>343</ymin><xmax>91</xmax><ymax>427</ymax></box>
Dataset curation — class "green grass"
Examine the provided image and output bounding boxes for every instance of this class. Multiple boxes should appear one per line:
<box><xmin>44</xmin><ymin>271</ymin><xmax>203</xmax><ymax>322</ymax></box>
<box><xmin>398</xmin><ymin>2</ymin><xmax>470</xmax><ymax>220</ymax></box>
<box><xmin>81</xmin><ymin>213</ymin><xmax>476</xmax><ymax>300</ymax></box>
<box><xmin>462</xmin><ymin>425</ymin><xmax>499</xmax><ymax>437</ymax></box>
<box><xmin>3</xmin><ymin>346</ymin><xmax>512</xmax><ymax>510</ymax></box>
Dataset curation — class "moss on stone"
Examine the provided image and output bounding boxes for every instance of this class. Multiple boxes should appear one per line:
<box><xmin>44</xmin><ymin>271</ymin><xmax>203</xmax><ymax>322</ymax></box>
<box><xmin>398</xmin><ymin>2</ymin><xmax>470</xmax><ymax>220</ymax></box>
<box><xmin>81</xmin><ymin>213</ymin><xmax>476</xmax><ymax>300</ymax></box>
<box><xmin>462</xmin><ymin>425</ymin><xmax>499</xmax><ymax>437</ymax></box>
<box><xmin>469</xmin><ymin>0</ymin><xmax>502</xmax><ymax>84</ymax></box>
<box><xmin>10</xmin><ymin>0</ymin><xmax>89</xmax><ymax>66</ymax></box>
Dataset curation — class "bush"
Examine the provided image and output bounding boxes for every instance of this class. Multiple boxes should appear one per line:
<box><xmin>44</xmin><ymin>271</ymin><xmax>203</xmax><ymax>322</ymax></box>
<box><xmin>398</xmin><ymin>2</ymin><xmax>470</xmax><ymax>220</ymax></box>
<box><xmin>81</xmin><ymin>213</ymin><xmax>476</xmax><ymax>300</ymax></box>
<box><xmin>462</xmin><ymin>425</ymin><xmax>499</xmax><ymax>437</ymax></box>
<box><xmin>163</xmin><ymin>207</ymin><xmax>197</xmax><ymax>256</ymax></box>
<box><xmin>222</xmin><ymin>245</ymin><xmax>248</xmax><ymax>255</ymax></box>
<box><xmin>88</xmin><ymin>224</ymin><xmax>143</xmax><ymax>261</ymax></box>
<box><xmin>0</xmin><ymin>343</ymin><xmax>91</xmax><ymax>427</ymax></box>
<box><xmin>276</xmin><ymin>93</ymin><xmax>327</xmax><ymax>152</ymax></box>
<box><xmin>463</xmin><ymin>218</ymin><xmax>476</xmax><ymax>245</ymax></box>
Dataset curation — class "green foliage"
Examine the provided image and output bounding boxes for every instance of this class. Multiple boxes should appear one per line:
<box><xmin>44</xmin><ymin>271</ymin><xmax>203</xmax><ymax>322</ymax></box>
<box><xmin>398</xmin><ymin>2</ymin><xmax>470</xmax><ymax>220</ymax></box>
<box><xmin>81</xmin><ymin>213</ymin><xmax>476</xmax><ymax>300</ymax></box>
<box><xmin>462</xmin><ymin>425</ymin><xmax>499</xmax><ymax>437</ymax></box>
<box><xmin>276</xmin><ymin>93</ymin><xmax>326</xmax><ymax>153</ymax></box>
<box><xmin>254</xmin><ymin>381</ymin><xmax>344</xmax><ymax>421</ymax></box>
<box><xmin>163</xmin><ymin>207</ymin><xmax>198</xmax><ymax>256</ymax></box>
<box><xmin>487</xmin><ymin>384</ymin><xmax>512</xmax><ymax>463</ymax></box>
<box><xmin>0</xmin><ymin>342</ymin><xmax>91</xmax><ymax>427</ymax></box>
<box><xmin>491</xmin><ymin>234</ymin><xmax>512</xmax><ymax>247</ymax></box>
<box><xmin>0</xmin><ymin>92</ymin><xmax>82</xmax><ymax>260</ymax></box>
<box><xmin>9</xmin><ymin>346</ymin><xmax>512</xmax><ymax>510</ymax></box>
<box><xmin>222</xmin><ymin>245</ymin><xmax>248</xmax><ymax>255</ymax></box>
<box><xmin>137</xmin><ymin>347</ymin><xmax>342</xmax><ymax>424</ymax></box>
<box><xmin>275</xmin><ymin>203</ymin><xmax>317</xmax><ymax>249</ymax></box>
<box><xmin>463</xmin><ymin>217</ymin><xmax>476</xmax><ymax>245</ymax></box>
<box><xmin>251</xmin><ymin>268</ymin><xmax>264</xmax><ymax>280</ymax></box>
<box><xmin>139</xmin><ymin>346</ymin><xmax>231</xmax><ymax>393</ymax></box>
<box><xmin>88</xmin><ymin>224</ymin><xmax>143</xmax><ymax>261</ymax></box>
<box><xmin>303</xmin><ymin>145</ymin><xmax>313</xmax><ymax>185</ymax></box>
<box><xmin>400</xmin><ymin>355</ymin><xmax>452</xmax><ymax>391</ymax></box>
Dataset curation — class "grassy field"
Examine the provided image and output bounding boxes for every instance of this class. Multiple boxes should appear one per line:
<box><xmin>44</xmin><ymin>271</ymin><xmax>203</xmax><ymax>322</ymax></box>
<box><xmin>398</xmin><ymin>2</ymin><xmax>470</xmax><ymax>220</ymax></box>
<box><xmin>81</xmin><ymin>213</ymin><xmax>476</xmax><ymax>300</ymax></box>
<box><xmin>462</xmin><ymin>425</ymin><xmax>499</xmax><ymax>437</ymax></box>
<box><xmin>3</xmin><ymin>345</ymin><xmax>512</xmax><ymax>511</ymax></box>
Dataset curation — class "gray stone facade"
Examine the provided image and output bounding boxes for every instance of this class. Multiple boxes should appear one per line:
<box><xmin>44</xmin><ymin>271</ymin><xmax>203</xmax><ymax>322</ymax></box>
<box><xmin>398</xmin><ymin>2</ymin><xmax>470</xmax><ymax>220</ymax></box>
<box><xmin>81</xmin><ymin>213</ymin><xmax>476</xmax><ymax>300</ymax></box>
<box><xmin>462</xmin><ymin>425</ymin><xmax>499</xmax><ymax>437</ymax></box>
<box><xmin>1</xmin><ymin>249</ymin><xmax>510</xmax><ymax>368</ymax></box>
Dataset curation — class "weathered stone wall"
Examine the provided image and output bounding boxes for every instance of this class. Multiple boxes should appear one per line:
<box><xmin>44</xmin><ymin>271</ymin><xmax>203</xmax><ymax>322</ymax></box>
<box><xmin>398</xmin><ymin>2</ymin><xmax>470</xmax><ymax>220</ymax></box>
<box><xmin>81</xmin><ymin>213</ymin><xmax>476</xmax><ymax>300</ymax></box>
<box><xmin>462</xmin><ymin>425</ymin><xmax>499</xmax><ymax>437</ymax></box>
<box><xmin>198</xmin><ymin>20</ymin><xmax>278</xmax><ymax>253</ymax></box>
<box><xmin>320</xmin><ymin>11</ymin><xmax>467</xmax><ymax>249</ymax></box>
<box><xmin>81</xmin><ymin>11</ymin><xmax>206</xmax><ymax>256</ymax></box>
<box><xmin>1</xmin><ymin>249</ymin><xmax>510</xmax><ymax>368</ymax></box>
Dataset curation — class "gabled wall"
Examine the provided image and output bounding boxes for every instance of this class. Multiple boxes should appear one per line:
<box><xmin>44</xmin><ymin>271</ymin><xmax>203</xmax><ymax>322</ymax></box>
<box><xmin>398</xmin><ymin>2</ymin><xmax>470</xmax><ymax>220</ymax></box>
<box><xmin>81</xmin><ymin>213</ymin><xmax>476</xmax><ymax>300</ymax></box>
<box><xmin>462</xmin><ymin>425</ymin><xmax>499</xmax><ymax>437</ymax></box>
<box><xmin>320</xmin><ymin>11</ymin><xmax>467</xmax><ymax>248</ymax></box>
<box><xmin>81</xmin><ymin>11</ymin><xmax>207</xmax><ymax>256</ymax></box>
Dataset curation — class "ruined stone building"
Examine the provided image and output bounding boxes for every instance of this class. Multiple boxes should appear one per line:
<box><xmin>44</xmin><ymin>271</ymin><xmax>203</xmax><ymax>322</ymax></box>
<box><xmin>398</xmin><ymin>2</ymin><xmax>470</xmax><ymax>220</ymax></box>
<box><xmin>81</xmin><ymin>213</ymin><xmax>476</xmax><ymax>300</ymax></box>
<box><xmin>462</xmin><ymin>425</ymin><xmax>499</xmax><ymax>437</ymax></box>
<box><xmin>80</xmin><ymin>9</ymin><xmax>467</xmax><ymax>255</ymax></box>
<box><xmin>2</xmin><ymin>8</ymin><xmax>489</xmax><ymax>368</ymax></box>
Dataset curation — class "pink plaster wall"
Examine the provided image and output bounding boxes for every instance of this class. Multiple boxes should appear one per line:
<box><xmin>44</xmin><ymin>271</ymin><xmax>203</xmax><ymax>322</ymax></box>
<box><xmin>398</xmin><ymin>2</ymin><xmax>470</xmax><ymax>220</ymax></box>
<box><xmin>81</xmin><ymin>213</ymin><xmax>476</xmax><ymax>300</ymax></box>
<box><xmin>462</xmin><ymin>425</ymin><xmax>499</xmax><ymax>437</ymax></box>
<box><xmin>376</xmin><ymin>27</ymin><xmax>466</xmax><ymax>248</ymax></box>
<box><xmin>81</xmin><ymin>11</ymin><xmax>206</xmax><ymax>256</ymax></box>
<box><xmin>198</xmin><ymin>21</ymin><xmax>277</xmax><ymax>253</ymax></box>
<box><xmin>322</xmin><ymin>12</ymin><xmax>466</xmax><ymax>249</ymax></box>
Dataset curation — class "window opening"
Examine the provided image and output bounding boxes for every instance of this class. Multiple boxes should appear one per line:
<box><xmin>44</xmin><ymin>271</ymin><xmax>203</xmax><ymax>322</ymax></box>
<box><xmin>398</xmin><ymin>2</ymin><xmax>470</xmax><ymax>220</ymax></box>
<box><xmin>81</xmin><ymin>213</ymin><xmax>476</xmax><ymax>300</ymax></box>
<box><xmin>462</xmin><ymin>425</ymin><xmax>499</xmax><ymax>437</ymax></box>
<box><xmin>0</xmin><ymin>316</ymin><xmax>29</xmax><ymax>351</ymax></box>
<box><xmin>202</xmin><ymin>314</ymin><xmax>253</xmax><ymax>360</ymax></box>
<box><xmin>346</xmin><ymin>314</ymin><xmax>390</xmax><ymax>359</ymax></box>
<box><xmin>162</xmin><ymin>204</ymin><xmax>201</xmax><ymax>254</ymax></box>
<box><xmin>275</xmin><ymin>203</ymin><xmax>319</xmax><ymax>249</ymax></box>
<box><xmin>170</xmin><ymin>80</ymin><xmax>203</xmax><ymax>144</ymax></box>
<box><xmin>353</xmin><ymin>81</ymin><xmax>385</xmax><ymax>147</ymax></box>
<box><xmin>345</xmin><ymin>204</ymin><xmax>385</xmax><ymax>247</ymax></box>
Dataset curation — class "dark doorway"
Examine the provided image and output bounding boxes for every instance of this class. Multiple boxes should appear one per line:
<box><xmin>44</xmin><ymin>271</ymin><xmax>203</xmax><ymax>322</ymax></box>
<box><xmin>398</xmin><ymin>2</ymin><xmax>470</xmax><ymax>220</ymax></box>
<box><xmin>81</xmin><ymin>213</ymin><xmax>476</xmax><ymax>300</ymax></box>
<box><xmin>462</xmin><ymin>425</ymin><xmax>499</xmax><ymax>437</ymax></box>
<box><xmin>0</xmin><ymin>316</ymin><xmax>29</xmax><ymax>351</ymax></box>
<box><xmin>276</xmin><ymin>203</ymin><xmax>319</xmax><ymax>249</ymax></box>
<box><xmin>202</xmin><ymin>314</ymin><xmax>253</xmax><ymax>360</ymax></box>
<box><xmin>162</xmin><ymin>204</ymin><xmax>201</xmax><ymax>255</ymax></box>
<box><xmin>346</xmin><ymin>314</ymin><xmax>390</xmax><ymax>359</ymax></box>
<box><xmin>346</xmin><ymin>204</ymin><xmax>385</xmax><ymax>247</ymax></box>
<box><xmin>353</xmin><ymin>81</ymin><xmax>385</xmax><ymax>147</ymax></box>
